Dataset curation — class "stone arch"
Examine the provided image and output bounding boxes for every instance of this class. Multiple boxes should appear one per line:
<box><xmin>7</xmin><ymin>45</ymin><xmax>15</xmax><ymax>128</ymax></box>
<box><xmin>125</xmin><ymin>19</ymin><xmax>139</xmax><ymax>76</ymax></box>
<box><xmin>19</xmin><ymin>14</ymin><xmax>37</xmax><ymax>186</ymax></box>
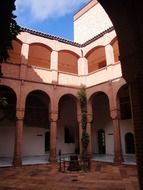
<box><xmin>96</xmin><ymin>1</ymin><xmax>143</xmax><ymax>186</ymax></box>
<box><xmin>28</xmin><ymin>43</ymin><xmax>52</xmax><ymax>68</ymax></box>
<box><xmin>58</xmin><ymin>50</ymin><xmax>79</xmax><ymax>74</ymax></box>
<box><xmin>85</xmin><ymin>46</ymin><xmax>106</xmax><ymax>73</ymax></box>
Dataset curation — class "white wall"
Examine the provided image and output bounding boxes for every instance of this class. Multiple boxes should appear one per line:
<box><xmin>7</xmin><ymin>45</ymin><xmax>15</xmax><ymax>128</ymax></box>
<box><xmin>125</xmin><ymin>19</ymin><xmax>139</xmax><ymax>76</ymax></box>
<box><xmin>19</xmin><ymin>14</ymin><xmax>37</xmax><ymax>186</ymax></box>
<box><xmin>74</xmin><ymin>3</ymin><xmax>113</xmax><ymax>43</ymax></box>
<box><xmin>57</xmin><ymin>120</ymin><xmax>75</xmax><ymax>154</ymax></box>
<box><xmin>0</xmin><ymin>127</ymin><xmax>15</xmax><ymax>157</ymax></box>
<box><xmin>22</xmin><ymin>127</ymin><xmax>48</xmax><ymax>156</ymax></box>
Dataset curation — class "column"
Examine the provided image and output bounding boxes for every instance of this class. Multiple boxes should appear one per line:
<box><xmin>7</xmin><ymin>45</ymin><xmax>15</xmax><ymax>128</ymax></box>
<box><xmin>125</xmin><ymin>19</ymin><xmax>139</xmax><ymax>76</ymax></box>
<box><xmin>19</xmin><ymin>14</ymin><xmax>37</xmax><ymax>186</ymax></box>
<box><xmin>49</xmin><ymin>113</ymin><xmax>58</xmax><ymax>162</ymax></box>
<box><xmin>78</xmin><ymin>57</ymin><xmax>88</xmax><ymax>76</ymax></box>
<box><xmin>50</xmin><ymin>50</ymin><xmax>58</xmax><ymax>84</ymax></box>
<box><xmin>78</xmin><ymin>57</ymin><xmax>88</xmax><ymax>86</ymax></box>
<box><xmin>111</xmin><ymin>109</ymin><xmax>123</xmax><ymax>164</ymax></box>
<box><xmin>13</xmin><ymin>109</ymin><xmax>24</xmax><ymax>166</ymax></box>
<box><xmin>129</xmin><ymin>81</ymin><xmax>143</xmax><ymax>186</ymax></box>
<box><xmin>105</xmin><ymin>44</ymin><xmax>115</xmax><ymax>66</ymax></box>
<box><xmin>20</xmin><ymin>43</ymin><xmax>29</xmax><ymax>80</ymax></box>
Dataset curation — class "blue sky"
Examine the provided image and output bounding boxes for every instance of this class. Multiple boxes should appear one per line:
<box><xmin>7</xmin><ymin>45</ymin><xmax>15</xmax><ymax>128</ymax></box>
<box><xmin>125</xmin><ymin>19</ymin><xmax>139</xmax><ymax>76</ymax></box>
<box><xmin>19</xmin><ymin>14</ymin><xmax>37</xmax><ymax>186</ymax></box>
<box><xmin>15</xmin><ymin>0</ymin><xmax>90</xmax><ymax>41</ymax></box>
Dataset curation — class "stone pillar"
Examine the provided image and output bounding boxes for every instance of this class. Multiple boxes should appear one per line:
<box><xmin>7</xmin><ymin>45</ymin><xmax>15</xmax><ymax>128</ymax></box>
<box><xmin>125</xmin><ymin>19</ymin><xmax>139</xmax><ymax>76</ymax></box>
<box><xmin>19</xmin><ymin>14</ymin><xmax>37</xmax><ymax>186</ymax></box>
<box><xmin>128</xmin><ymin>80</ymin><xmax>143</xmax><ymax>186</ymax></box>
<box><xmin>20</xmin><ymin>43</ymin><xmax>29</xmax><ymax>80</ymax></box>
<box><xmin>78</xmin><ymin>57</ymin><xmax>88</xmax><ymax>76</ymax></box>
<box><xmin>49</xmin><ymin>113</ymin><xmax>58</xmax><ymax>162</ymax></box>
<box><xmin>78</xmin><ymin>57</ymin><xmax>88</xmax><ymax>86</ymax></box>
<box><xmin>105</xmin><ymin>44</ymin><xmax>115</xmax><ymax>66</ymax></box>
<box><xmin>50</xmin><ymin>50</ymin><xmax>58</xmax><ymax>84</ymax></box>
<box><xmin>111</xmin><ymin>109</ymin><xmax>123</xmax><ymax>164</ymax></box>
<box><xmin>13</xmin><ymin>109</ymin><xmax>24</xmax><ymax>166</ymax></box>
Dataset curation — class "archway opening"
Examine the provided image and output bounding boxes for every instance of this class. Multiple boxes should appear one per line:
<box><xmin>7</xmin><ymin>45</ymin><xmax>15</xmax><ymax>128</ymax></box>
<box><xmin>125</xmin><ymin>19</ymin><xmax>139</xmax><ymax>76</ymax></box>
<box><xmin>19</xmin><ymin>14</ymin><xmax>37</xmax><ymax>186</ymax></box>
<box><xmin>125</xmin><ymin>133</ymin><xmax>135</xmax><ymax>154</ymax></box>
<box><xmin>91</xmin><ymin>92</ymin><xmax>113</xmax><ymax>158</ymax></box>
<box><xmin>57</xmin><ymin>94</ymin><xmax>79</xmax><ymax>155</ymax></box>
<box><xmin>23</xmin><ymin>90</ymin><xmax>50</xmax><ymax>162</ymax></box>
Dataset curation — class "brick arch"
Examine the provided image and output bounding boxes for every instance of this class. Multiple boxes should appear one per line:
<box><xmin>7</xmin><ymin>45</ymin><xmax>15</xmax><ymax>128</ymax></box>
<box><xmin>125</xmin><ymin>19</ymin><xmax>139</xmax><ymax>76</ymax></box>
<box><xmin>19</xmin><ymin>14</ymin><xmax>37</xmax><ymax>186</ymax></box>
<box><xmin>110</xmin><ymin>37</ymin><xmax>119</xmax><ymax>63</ymax></box>
<box><xmin>85</xmin><ymin>46</ymin><xmax>106</xmax><ymax>73</ymax></box>
<box><xmin>28</xmin><ymin>43</ymin><xmax>52</xmax><ymax>68</ymax></box>
<box><xmin>24</xmin><ymin>90</ymin><xmax>51</xmax><ymax>128</ymax></box>
<box><xmin>58</xmin><ymin>50</ymin><xmax>79</xmax><ymax>74</ymax></box>
<box><xmin>88</xmin><ymin>91</ymin><xmax>109</xmax><ymax>105</ymax></box>
<box><xmin>7</xmin><ymin>39</ymin><xmax>22</xmax><ymax>64</ymax></box>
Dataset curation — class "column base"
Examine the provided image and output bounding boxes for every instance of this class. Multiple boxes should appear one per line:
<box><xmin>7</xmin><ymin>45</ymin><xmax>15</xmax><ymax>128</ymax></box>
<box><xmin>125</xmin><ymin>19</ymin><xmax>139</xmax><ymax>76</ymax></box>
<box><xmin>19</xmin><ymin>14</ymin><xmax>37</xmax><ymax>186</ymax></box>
<box><xmin>49</xmin><ymin>149</ymin><xmax>57</xmax><ymax>162</ymax></box>
<box><xmin>114</xmin><ymin>155</ymin><xmax>123</xmax><ymax>164</ymax></box>
<box><xmin>13</xmin><ymin>157</ymin><xmax>22</xmax><ymax>167</ymax></box>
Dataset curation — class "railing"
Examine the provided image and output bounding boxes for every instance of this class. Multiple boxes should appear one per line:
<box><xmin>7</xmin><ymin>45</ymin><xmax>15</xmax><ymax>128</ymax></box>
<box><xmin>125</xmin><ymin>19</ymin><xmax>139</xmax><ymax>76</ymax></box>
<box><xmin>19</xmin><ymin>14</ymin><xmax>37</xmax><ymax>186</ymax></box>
<box><xmin>59</xmin><ymin>154</ymin><xmax>91</xmax><ymax>172</ymax></box>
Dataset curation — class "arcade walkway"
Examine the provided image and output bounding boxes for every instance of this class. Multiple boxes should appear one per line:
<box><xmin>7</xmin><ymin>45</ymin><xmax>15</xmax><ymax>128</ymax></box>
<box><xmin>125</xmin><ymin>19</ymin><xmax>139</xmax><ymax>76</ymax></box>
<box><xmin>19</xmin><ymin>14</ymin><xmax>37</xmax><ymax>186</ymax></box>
<box><xmin>0</xmin><ymin>154</ymin><xmax>136</xmax><ymax>167</ymax></box>
<box><xmin>0</xmin><ymin>161</ymin><xmax>139</xmax><ymax>190</ymax></box>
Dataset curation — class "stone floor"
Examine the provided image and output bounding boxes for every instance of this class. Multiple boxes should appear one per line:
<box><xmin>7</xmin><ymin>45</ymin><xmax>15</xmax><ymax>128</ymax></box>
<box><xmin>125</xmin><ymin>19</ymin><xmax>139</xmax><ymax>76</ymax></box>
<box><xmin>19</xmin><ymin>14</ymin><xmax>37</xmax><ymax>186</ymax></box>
<box><xmin>0</xmin><ymin>161</ymin><xmax>139</xmax><ymax>190</ymax></box>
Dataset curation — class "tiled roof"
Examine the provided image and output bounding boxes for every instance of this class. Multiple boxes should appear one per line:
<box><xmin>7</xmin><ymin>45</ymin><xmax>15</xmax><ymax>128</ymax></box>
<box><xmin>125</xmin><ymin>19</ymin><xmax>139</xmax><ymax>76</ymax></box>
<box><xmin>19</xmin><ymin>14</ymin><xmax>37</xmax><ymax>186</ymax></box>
<box><xmin>20</xmin><ymin>26</ymin><xmax>114</xmax><ymax>48</ymax></box>
<box><xmin>81</xmin><ymin>26</ymin><xmax>114</xmax><ymax>47</ymax></box>
<box><xmin>20</xmin><ymin>27</ymin><xmax>81</xmax><ymax>47</ymax></box>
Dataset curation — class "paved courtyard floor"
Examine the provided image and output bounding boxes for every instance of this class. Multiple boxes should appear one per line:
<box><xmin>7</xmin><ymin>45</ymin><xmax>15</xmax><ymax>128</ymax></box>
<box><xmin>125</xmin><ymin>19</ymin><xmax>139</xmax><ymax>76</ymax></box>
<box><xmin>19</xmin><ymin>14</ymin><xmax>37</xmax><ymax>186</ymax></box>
<box><xmin>0</xmin><ymin>161</ymin><xmax>139</xmax><ymax>190</ymax></box>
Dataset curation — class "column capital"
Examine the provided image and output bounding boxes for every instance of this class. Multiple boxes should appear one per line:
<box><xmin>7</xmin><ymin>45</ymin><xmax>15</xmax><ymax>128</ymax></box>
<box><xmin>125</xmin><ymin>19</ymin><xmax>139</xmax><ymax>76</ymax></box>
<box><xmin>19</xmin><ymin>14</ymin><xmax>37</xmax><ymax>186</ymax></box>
<box><xmin>50</xmin><ymin>113</ymin><xmax>58</xmax><ymax>122</ymax></box>
<box><xmin>16</xmin><ymin>108</ymin><xmax>24</xmax><ymax>120</ymax></box>
<box><xmin>110</xmin><ymin>108</ymin><xmax>120</xmax><ymax>120</ymax></box>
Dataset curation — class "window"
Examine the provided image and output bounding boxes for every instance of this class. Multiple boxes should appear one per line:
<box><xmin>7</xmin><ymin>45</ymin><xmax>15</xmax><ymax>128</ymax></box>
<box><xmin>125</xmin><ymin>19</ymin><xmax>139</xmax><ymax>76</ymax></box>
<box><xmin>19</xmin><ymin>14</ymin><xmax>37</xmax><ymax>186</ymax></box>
<box><xmin>64</xmin><ymin>126</ymin><xmax>75</xmax><ymax>143</ymax></box>
<box><xmin>125</xmin><ymin>133</ymin><xmax>135</xmax><ymax>154</ymax></box>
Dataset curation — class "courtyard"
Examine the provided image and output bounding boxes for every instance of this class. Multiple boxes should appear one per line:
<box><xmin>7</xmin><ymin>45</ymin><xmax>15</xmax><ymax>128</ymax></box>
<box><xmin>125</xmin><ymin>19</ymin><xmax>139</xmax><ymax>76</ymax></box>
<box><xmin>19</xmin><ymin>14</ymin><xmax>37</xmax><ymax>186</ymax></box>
<box><xmin>0</xmin><ymin>161</ymin><xmax>139</xmax><ymax>190</ymax></box>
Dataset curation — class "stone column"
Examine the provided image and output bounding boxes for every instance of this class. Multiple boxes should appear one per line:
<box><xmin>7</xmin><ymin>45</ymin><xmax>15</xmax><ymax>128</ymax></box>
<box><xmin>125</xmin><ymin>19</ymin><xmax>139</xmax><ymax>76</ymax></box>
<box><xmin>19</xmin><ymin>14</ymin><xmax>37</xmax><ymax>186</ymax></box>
<box><xmin>105</xmin><ymin>43</ymin><xmax>115</xmax><ymax>66</ymax></box>
<box><xmin>20</xmin><ymin>43</ymin><xmax>29</xmax><ymax>80</ymax></box>
<box><xmin>49</xmin><ymin>113</ymin><xmax>58</xmax><ymax>162</ymax></box>
<box><xmin>111</xmin><ymin>109</ymin><xmax>123</xmax><ymax>164</ymax></box>
<box><xmin>13</xmin><ymin>109</ymin><xmax>24</xmax><ymax>166</ymax></box>
<box><xmin>78</xmin><ymin>57</ymin><xmax>88</xmax><ymax>86</ymax></box>
<box><xmin>128</xmin><ymin>80</ymin><xmax>143</xmax><ymax>186</ymax></box>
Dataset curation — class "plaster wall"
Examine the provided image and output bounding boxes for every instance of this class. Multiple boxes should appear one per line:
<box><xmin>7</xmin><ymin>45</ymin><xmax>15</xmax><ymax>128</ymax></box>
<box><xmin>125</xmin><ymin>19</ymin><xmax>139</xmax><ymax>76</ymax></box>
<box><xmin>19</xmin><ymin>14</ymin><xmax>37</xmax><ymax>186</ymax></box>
<box><xmin>74</xmin><ymin>3</ymin><xmax>113</xmax><ymax>43</ymax></box>
<box><xmin>0</xmin><ymin>127</ymin><xmax>15</xmax><ymax>157</ymax></box>
<box><xmin>22</xmin><ymin>127</ymin><xmax>48</xmax><ymax>156</ymax></box>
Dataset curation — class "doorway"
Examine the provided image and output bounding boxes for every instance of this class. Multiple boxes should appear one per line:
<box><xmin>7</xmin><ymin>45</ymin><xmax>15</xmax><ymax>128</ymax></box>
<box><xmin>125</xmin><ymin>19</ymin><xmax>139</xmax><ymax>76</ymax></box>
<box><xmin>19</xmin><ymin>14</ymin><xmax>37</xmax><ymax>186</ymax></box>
<box><xmin>98</xmin><ymin>129</ymin><xmax>106</xmax><ymax>154</ymax></box>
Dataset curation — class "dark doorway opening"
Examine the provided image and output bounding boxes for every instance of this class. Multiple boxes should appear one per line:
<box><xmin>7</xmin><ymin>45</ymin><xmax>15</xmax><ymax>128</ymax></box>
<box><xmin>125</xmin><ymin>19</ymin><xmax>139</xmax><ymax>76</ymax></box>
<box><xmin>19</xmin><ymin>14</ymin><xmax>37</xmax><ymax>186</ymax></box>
<box><xmin>125</xmin><ymin>133</ymin><xmax>135</xmax><ymax>154</ymax></box>
<box><xmin>45</xmin><ymin>132</ymin><xmax>50</xmax><ymax>152</ymax></box>
<box><xmin>98</xmin><ymin>129</ymin><xmax>106</xmax><ymax>154</ymax></box>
